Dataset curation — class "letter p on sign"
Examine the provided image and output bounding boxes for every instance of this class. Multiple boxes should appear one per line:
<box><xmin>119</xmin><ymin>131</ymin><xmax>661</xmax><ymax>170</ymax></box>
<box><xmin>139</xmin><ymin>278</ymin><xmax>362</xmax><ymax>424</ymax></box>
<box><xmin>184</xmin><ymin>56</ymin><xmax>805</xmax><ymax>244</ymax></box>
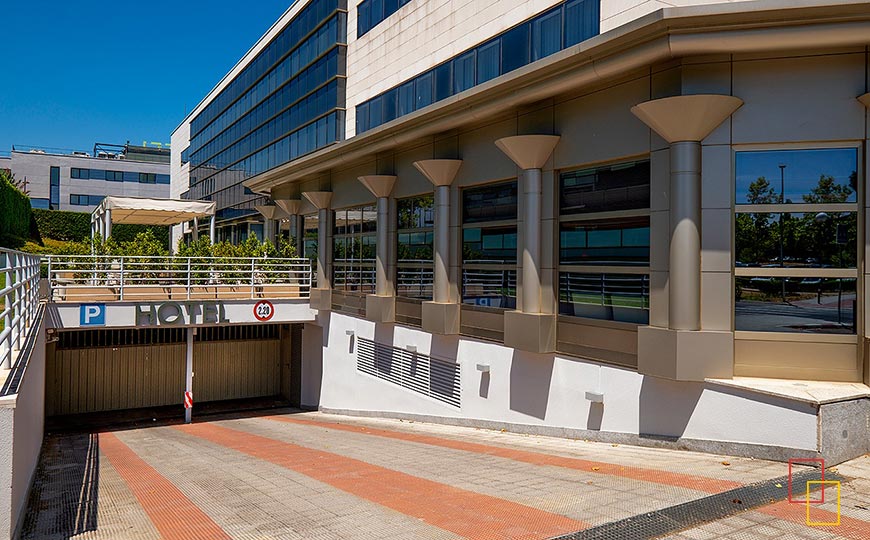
<box><xmin>80</xmin><ymin>304</ymin><xmax>106</xmax><ymax>326</ymax></box>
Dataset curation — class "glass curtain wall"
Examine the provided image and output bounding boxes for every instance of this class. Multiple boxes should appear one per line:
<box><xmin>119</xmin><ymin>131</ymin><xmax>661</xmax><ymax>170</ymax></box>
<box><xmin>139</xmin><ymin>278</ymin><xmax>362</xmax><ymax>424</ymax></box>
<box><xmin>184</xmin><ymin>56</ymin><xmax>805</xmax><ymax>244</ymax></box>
<box><xmin>356</xmin><ymin>0</ymin><xmax>599</xmax><ymax>134</ymax></box>
<box><xmin>558</xmin><ymin>160</ymin><xmax>651</xmax><ymax>323</ymax></box>
<box><xmin>462</xmin><ymin>181</ymin><xmax>518</xmax><ymax>308</ymax></box>
<box><xmin>397</xmin><ymin>195</ymin><xmax>434</xmax><ymax>299</ymax></box>
<box><xmin>333</xmin><ymin>205</ymin><xmax>377</xmax><ymax>293</ymax></box>
<box><xmin>734</xmin><ymin>147</ymin><xmax>859</xmax><ymax>334</ymax></box>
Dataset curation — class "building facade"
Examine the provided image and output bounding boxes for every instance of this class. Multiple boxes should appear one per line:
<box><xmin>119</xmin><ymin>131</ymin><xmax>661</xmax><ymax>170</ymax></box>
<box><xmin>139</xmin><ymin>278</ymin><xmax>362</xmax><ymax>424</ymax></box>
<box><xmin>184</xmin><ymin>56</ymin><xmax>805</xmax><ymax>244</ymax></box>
<box><xmin>8</xmin><ymin>144</ymin><xmax>170</xmax><ymax>212</ymax></box>
<box><xmin>172</xmin><ymin>0</ymin><xmax>870</xmax><ymax>462</ymax></box>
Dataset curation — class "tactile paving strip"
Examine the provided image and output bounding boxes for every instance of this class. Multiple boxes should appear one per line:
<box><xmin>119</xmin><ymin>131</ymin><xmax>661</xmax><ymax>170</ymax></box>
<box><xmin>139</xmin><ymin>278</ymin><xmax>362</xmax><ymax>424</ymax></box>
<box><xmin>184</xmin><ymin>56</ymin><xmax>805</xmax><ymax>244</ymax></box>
<box><xmin>551</xmin><ymin>469</ymin><xmax>846</xmax><ymax>540</ymax></box>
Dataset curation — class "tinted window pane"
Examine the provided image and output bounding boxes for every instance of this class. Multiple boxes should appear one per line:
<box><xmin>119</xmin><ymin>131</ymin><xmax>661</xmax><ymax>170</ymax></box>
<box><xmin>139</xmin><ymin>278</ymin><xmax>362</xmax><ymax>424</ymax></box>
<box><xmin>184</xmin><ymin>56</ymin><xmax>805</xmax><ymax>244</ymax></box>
<box><xmin>434</xmin><ymin>62</ymin><xmax>452</xmax><ymax>102</ymax></box>
<box><xmin>462</xmin><ymin>268</ymin><xmax>516</xmax><ymax>308</ymax></box>
<box><xmin>416</xmin><ymin>71</ymin><xmax>433</xmax><ymax>109</ymax></box>
<box><xmin>532</xmin><ymin>7</ymin><xmax>562</xmax><ymax>61</ymax></box>
<box><xmin>560</xmin><ymin>217</ymin><xmax>650</xmax><ymax>265</ymax></box>
<box><xmin>559</xmin><ymin>272</ymin><xmax>649</xmax><ymax>323</ymax></box>
<box><xmin>398</xmin><ymin>81</ymin><xmax>415</xmax><ymax>116</ymax></box>
<box><xmin>735</xmin><ymin>212</ymin><xmax>857</xmax><ymax>268</ymax></box>
<box><xmin>477</xmin><ymin>39</ymin><xmax>501</xmax><ymax>84</ymax></box>
<box><xmin>565</xmin><ymin>0</ymin><xmax>600</xmax><ymax>47</ymax></box>
<box><xmin>560</xmin><ymin>160</ymin><xmax>650</xmax><ymax>214</ymax></box>
<box><xmin>736</xmin><ymin>148</ymin><xmax>858</xmax><ymax>205</ymax></box>
<box><xmin>501</xmin><ymin>23</ymin><xmax>530</xmax><ymax>73</ymax></box>
<box><xmin>454</xmin><ymin>51</ymin><xmax>476</xmax><ymax>93</ymax></box>
<box><xmin>462</xmin><ymin>181</ymin><xmax>518</xmax><ymax>224</ymax></box>
<box><xmin>463</xmin><ymin>226</ymin><xmax>517</xmax><ymax>264</ymax></box>
<box><xmin>735</xmin><ymin>277</ymin><xmax>856</xmax><ymax>334</ymax></box>
<box><xmin>356</xmin><ymin>102</ymin><xmax>370</xmax><ymax>134</ymax></box>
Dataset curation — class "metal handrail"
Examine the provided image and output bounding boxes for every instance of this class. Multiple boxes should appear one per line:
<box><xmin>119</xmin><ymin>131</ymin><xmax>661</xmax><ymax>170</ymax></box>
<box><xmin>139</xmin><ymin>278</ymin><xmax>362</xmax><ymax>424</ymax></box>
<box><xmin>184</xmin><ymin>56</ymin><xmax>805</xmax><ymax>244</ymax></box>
<box><xmin>1</xmin><ymin>249</ymin><xmax>41</xmax><ymax>370</ymax></box>
<box><xmin>46</xmin><ymin>255</ymin><xmax>313</xmax><ymax>302</ymax></box>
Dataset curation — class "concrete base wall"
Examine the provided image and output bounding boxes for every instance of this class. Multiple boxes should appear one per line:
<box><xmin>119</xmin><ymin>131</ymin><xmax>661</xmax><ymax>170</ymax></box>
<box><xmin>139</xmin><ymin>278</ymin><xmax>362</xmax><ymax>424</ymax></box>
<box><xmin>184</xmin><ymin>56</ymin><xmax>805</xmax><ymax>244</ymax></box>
<box><xmin>0</xmin><ymin>312</ymin><xmax>46</xmax><ymax>540</ymax></box>
<box><xmin>304</xmin><ymin>312</ymin><xmax>870</xmax><ymax>462</ymax></box>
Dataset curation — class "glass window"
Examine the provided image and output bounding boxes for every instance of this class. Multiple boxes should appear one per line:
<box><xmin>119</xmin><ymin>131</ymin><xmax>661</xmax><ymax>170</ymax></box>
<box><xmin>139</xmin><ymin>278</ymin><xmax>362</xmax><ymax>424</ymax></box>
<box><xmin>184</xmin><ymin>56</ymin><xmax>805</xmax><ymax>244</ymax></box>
<box><xmin>736</xmin><ymin>148</ymin><xmax>858</xmax><ymax>205</ymax></box>
<box><xmin>49</xmin><ymin>166</ymin><xmax>60</xmax><ymax>209</ymax></box>
<box><xmin>462</xmin><ymin>181</ymin><xmax>518</xmax><ymax>223</ymax></box>
<box><xmin>560</xmin><ymin>217</ymin><xmax>650</xmax><ymax>266</ymax></box>
<box><xmin>734</xmin><ymin>147</ymin><xmax>859</xmax><ymax>335</ymax></box>
<box><xmin>565</xmin><ymin>0</ymin><xmax>600</xmax><ymax>47</ymax></box>
<box><xmin>477</xmin><ymin>39</ymin><xmax>501</xmax><ymax>84</ymax></box>
<box><xmin>415</xmin><ymin>71</ymin><xmax>433</xmax><ymax>109</ymax></box>
<box><xmin>71</xmin><ymin>168</ymin><xmax>88</xmax><ymax>180</ymax></box>
<box><xmin>559</xmin><ymin>273</ymin><xmax>649</xmax><ymax>324</ymax></box>
<box><xmin>501</xmin><ymin>23</ymin><xmax>530</xmax><ymax>74</ymax></box>
<box><xmin>560</xmin><ymin>160</ymin><xmax>651</xmax><ymax>214</ymax></box>
<box><xmin>398</xmin><ymin>81</ymin><xmax>415</xmax><ymax>116</ymax></box>
<box><xmin>532</xmin><ymin>7</ymin><xmax>562</xmax><ymax>61</ymax></box>
<box><xmin>333</xmin><ymin>204</ymin><xmax>377</xmax><ymax>294</ymax></box>
<box><xmin>139</xmin><ymin>173</ymin><xmax>157</xmax><ymax>184</ymax></box>
<box><xmin>434</xmin><ymin>62</ymin><xmax>452</xmax><ymax>102</ymax></box>
<box><xmin>454</xmin><ymin>51</ymin><xmax>476</xmax><ymax>94</ymax></box>
<box><xmin>30</xmin><ymin>198</ymin><xmax>50</xmax><ymax>210</ymax></box>
<box><xmin>397</xmin><ymin>195</ymin><xmax>434</xmax><ymax>300</ymax></box>
<box><xmin>89</xmin><ymin>169</ymin><xmax>106</xmax><ymax>180</ymax></box>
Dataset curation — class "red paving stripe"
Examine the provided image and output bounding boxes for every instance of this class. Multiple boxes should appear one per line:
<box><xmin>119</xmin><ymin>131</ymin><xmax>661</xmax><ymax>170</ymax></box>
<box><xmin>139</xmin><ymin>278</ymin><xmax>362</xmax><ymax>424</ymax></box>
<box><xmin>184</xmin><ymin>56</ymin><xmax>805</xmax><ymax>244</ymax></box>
<box><xmin>758</xmin><ymin>499</ymin><xmax>870</xmax><ymax>539</ymax></box>
<box><xmin>98</xmin><ymin>432</ymin><xmax>232</xmax><ymax>540</ymax></box>
<box><xmin>264</xmin><ymin>415</ymin><xmax>741</xmax><ymax>494</ymax></box>
<box><xmin>175</xmin><ymin>422</ymin><xmax>588</xmax><ymax>540</ymax></box>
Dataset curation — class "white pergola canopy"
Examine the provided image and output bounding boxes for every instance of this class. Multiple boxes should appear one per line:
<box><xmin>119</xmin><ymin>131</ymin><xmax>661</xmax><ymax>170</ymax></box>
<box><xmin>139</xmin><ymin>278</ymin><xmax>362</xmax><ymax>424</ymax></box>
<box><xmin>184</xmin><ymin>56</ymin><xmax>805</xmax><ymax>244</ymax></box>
<box><xmin>91</xmin><ymin>196</ymin><xmax>217</xmax><ymax>242</ymax></box>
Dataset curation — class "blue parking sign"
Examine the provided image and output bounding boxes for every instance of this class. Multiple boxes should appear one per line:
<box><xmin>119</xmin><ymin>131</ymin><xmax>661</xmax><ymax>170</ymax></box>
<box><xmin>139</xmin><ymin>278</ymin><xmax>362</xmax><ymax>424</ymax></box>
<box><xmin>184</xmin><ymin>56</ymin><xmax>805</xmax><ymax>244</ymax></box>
<box><xmin>80</xmin><ymin>304</ymin><xmax>105</xmax><ymax>326</ymax></box>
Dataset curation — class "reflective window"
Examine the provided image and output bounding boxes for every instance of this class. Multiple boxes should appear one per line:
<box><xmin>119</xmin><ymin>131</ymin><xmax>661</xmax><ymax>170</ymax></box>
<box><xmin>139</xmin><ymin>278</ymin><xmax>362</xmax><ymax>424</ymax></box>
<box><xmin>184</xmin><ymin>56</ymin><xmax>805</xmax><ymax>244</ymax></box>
<box><xmin>735</xmin><ymin>277</ymin><xmax>855</xmax><ymax>334</ymax></box>
<box><xmin>558</xmin><ymin>160</ymin><xmax>650</xmax><ymax>322</ymax></box>
<box><xmin>734</xmin><ymin>148</ymin><xmax>859</xmax><ymax>335</ymax></box>
<box><xmin>559</xmin><ymin>273</ymin><xmax>649</xmax><ymax>324</ymax></box>
<box><xmin>559</xmin><ymin>217</ymin><xmax>650</xmax><ymax>266</ymax></box>
<box><xmin>70</xmin><ymin>167</ymin><xmax>88</xmax><ymax>179</ymax></box>
<box><xmin>560</xmin><ymin>160</ymin><xmax>650</xmax><ymax>214</ymax></box>
<box><xmin>358</xmin><ymin>0</ymin><xmax>412</xmax><ymax>37</ymax></box>
<box><xmin>462</xmin><ymin>181</ymin><xmax>518</xmax><ymax>308</ymax></box>
<box><xmin>139</xmin><ymin>173</ymin><xmax>157</xmax><ymax>184</ymax></box>
<box><xmin>736</xmin><ymin>148</ymin><xmax>858</xmax><ymax>205</ymax></box>
<box><xmin>333</xmin><ymin>205</ymin><xmax>377</xmax><ymax>293</ymax></box>
<box><xmin>397</xmin><ymin>195</ymin><xmax>434</xmax><ymax>299</ymax></box>
<box><xmin>355</xmin><ymin>0</ymin><xmax>600</xmax><ymax>134</ymax></box>
<box><xmin>49</xmin><ymin>166</ymin><xmax>59</xmax><ymax>209</ymax></box>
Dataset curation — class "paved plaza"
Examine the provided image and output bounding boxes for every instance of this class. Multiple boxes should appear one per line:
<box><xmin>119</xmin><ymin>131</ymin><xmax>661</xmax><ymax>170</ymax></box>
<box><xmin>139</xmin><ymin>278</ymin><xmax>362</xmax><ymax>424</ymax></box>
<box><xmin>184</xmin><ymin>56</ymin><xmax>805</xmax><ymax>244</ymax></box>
<box><xmin>21</xmin><ymin>410</ymin><xmax>870</xmax><ymax>540</ymax></box>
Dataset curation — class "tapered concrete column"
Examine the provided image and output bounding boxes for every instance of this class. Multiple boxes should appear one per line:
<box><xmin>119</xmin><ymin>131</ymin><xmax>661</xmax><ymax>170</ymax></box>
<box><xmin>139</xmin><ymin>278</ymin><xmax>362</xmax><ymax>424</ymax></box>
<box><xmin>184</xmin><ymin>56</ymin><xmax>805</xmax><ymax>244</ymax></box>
<box><xmin>358</xmin><ymin>175</ymin><xmax>397</xmax><ymax>322</ymax></box>
<box><xmin>302</xmin><ymin>191</ymin><xmax>333</xmax><ymax>310</ymax></box>
<box><xmin>209</xmin><ymin>215</ymin><xmax>216</xmax><ymax>243</ymax></box>
<box><xmin>192</xmin><ymin>218</ymin><xmax>199</xmax><ymax>241</ymax></box>
<box><xmin>495</xmin><ymin>135</ymin><xmax>559</xmax><ymax>352</ymax></box>
<box><xmin>414</xmin><ymin>160</ymin><xmax>462</xmax><ymax>334</ymax></box>
<box><xmin>631</xmin><ymin>94</ymin><xmax>743</xmax><ymax>380</ymax></box>
<box><xmin>275</xmin><ymin>198</ymin><xmax>304</xmax><ymax>253</ymax></box>
<box><xmin>255</xmin><ymin>205</ymin><xmax>287</xmax><ymax>245</ymax></box>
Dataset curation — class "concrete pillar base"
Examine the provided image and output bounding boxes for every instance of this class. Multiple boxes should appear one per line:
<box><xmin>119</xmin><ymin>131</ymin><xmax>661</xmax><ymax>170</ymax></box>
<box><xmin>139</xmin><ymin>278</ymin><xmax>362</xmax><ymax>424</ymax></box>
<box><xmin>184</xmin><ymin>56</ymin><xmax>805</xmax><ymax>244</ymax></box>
<box><xmin>422</xmin><ymin>302</ymin><xmax>460</xmax><ymax>335</ymax></box>
<box><xmin>637</xmin><ymin>326</ymin><xmax>734</xmax><ymax>381</ymax></box>
<box><xmin>310</xmin><ymin>288</ymin><xmax>333</xmax><ymax>311</ymax></box>
<box><xmin>366</xmin><ymin>295</ymin><xmax>396</xmax><ymax>323</ymax></box>
<box><xmin>503</xmin><ymin>311</ymin><xmax>556</xmax><ymax>354</ymax></box>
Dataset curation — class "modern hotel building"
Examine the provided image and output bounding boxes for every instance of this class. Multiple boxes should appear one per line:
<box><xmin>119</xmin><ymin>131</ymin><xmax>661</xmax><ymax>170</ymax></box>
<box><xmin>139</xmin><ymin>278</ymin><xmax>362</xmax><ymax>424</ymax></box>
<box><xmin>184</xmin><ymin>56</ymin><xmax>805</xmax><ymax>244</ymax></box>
<box><xmin>171</xmin><ymin>0</ymin><xmax>870</xmax><ymax>462</ymax></box>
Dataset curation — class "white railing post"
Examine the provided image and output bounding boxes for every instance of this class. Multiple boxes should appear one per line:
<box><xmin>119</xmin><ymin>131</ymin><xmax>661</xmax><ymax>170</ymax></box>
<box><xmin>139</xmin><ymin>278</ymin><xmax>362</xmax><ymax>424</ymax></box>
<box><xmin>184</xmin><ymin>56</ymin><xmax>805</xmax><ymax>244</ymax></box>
<box><xmin>187</xmin><ymin>258</ymin><xmax>192</xmax><ymax>300</ymax></box>
<box><xmin>250</xmin><ymin>258</ymin><xmax>256</xmax><ymax>298</ymax></box>
<box><xmin>119</xmin><ymin>258</ymin><xmax>125</xmax><ymax>301</ymax></box>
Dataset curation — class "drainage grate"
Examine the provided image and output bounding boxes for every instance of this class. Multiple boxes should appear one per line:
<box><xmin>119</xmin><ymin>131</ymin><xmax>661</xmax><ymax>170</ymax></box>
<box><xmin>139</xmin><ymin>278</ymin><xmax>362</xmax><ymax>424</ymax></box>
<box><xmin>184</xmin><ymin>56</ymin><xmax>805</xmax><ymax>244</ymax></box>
<box><xmin>551</xmin><ymin>469</ymin><xmax>846</xmax><ymax>540</ymax></box>
<box><xmin>357</xmin><ymin>337</ymin><xmax>460</xmax><ymax>407</ymax></box>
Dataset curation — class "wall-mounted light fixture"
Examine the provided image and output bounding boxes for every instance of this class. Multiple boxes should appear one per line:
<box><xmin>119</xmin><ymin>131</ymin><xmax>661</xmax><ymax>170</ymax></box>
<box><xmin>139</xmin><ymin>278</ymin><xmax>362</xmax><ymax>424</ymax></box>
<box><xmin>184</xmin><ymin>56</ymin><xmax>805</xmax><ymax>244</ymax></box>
<box><xmin>345</xmin><ymin>329</ymin><xmax>355</xmax><ymax>336</ymax></box>
<box><xmin>476</xmin><ymin>364</ymin><xmax>491</xmax><ymax>373</ymax></box>
<box><xmin>585</xmin><ymin>391</ymin><xmax>604</xmax><ymax>404</ymax></box>
<box><xmin>406</xmin><ymin>345</ymin><xmax>417</xmax><ymax>353</ymax></box>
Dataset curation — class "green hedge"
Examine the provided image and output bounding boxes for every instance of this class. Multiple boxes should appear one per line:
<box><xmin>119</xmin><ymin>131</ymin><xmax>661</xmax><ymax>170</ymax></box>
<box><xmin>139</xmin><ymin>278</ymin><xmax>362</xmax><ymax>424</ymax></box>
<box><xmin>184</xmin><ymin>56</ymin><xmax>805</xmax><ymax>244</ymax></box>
<box><xmin>32</xmin><ymin>208</ymin><xmax>169</xmax><ymax>249</ymax></box>
<box><xmin>0</xmin><ymin>171</ymin><xmax>32</xmax><ymax>249</ymax></box>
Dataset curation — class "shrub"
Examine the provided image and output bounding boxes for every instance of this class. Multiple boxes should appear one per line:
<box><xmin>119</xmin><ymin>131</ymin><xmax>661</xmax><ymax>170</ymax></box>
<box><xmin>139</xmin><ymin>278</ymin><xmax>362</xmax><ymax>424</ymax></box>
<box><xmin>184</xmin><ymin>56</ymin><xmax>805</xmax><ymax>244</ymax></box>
<box><xmin>0</xmin><ymin>171</ymin><xmax>32</xmax><ymax>248</ymax></box>
<box><xmin>32</xmin><ymin>208</ymin><xmax>169</xmax><ymax>249</ymax></box>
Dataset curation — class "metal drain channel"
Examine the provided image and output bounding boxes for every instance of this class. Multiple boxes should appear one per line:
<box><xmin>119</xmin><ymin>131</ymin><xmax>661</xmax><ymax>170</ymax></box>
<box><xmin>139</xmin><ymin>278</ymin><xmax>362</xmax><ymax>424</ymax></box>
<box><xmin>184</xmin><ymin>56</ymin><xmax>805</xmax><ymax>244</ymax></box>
<box><xmin>551</xmin><ymin>469</ymin><xmax>846</xmax><ymax>540</ymax></box>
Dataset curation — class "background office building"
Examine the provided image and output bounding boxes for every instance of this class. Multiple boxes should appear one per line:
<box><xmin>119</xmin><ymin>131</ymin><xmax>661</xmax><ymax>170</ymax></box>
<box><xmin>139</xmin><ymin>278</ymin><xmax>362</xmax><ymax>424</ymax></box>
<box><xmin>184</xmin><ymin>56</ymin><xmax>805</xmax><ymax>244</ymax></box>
<box><xmin>172</xmin><ymin>0</ymin><xmax>870</xmax><ymax>462</ymax></box>
<box><xmin>8</xmin><ymin>142</ymin><xmax>170</xmax><ymax>212</ymax></box>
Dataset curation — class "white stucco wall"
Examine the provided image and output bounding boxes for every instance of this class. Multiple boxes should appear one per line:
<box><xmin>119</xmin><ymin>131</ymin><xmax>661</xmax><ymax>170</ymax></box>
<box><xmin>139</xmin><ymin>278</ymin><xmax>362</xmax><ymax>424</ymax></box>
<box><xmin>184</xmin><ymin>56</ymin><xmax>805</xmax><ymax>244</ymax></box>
<box><xmin>0</xmin><ymin>314</ymin><xmax>46</xmax><ymax>540</ymax></box>
<box><xmin>315</xmin><ymin>312</ymin><xmax>820</xmax><ymax>451</ymax></box>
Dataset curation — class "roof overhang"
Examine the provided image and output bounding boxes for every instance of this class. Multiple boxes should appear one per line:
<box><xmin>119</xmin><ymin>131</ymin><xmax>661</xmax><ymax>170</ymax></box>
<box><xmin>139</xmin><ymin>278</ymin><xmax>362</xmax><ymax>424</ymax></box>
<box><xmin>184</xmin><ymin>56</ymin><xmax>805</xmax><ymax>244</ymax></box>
<box><xmin>93</xmin><ymin>196</ymin><xmax>216</xmax><ymax>225</ymax></box>
<box><xmin>244</xmin><ymin>0</ymin><xmax>870</xmax><ymax>195</ymax></box>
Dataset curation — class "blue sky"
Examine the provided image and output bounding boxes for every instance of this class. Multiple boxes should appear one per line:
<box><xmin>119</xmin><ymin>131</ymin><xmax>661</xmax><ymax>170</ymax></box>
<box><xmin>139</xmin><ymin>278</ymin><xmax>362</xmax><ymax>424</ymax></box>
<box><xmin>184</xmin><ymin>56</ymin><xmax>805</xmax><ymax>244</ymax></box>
<box><xmin>0</xmin><ymin>1</ymin><xmax>293</xmax><ymax>154</ymax></box>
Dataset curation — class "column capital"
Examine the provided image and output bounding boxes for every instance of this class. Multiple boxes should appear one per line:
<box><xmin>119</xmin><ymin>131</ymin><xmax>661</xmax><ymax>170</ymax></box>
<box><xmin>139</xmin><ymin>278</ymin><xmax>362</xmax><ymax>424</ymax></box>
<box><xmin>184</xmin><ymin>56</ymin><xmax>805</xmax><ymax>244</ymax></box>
<box><xmin>358</xmin><ymin>175</ymin><xmax>396</xmax><ymax>198</ymax></box>
<box><xmin>858</xmin><ymin>93</ymin><xmax>870</xmax><ymax>108</ymax></box>
<box><xmin>254</xmin><ymin>205</ymin><xmax>287</xmax><ymax>220</ymax></box>
<box><xmin>413</xmin><ymin>159</ymin><xmax>462</xmax><ymax>187</ymax></box>
<box><xmin>495</xmin><ymin>135</ymin><xmax>560</xmax><ymax>169</ymax></box>
<box><xmin>274</xmin><ymin>198</ymin><xmax>302</xmax><ymax>215</ymax></box>
<box><xmin>302</xmin><ymin>191</ymin><xmax>333</xmax><ymax>210</ymax></box>
<box><xmin>631</xmin><ymin>94</ymin><xmax>742</xmax><ymax>143</ymax></box>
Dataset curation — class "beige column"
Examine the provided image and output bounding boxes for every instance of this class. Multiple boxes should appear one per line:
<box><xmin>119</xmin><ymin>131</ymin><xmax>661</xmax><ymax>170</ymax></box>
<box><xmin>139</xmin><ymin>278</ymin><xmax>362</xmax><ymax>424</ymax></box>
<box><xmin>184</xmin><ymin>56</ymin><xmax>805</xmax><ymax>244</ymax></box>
<box><xmin>858</xmin><ymin>93</ymin><xmax>870</xmax><ymax>386</ymax></box>
<box><xmin>495</xmin><ymin>135</ymin><xmax>559</xmax><ymax>353</ymax></box>
<box><xmin>302</xmin><ymin>191</ymin><xmax>333</xmax><ymax>311</ymax></box>
<box><xmin>358</xmin><ymin>175</ymin><xmax>397</xmax><ymax>322</ymax></box>
<box><xmin>254</xmin><ymin>205</ymin><xmax>288</xmax><ymax>245</ymax></box>
<box><xmin>275</xmin><ymin>198</ymin><xmax>304</xmax><ymax>254</ymax></box>
<box><xmin>414</xmin><ymin>160</ymin><xmax>463</xmax><ymax>334</ymax></box>
<box><xmin>631</xmin><ymin>94</ymin><xmax>742</xmax><ymax>380</ymax></box>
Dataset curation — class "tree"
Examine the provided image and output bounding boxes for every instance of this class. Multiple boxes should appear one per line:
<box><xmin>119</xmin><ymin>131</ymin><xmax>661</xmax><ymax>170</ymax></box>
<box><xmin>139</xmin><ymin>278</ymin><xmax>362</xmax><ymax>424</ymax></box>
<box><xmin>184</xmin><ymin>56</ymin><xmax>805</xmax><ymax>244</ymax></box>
<box><xmin>735</xmin><ymin>177</ymin><xmax>777</xmax><ymax>265</ymax></box>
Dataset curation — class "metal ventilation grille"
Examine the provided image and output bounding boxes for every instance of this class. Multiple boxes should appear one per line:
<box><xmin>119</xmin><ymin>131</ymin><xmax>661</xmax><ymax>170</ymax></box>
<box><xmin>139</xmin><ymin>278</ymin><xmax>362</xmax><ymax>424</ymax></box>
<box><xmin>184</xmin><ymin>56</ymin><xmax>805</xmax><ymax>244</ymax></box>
<box><xmin>357</xmin><ymin>338</ymin><xmax>460</xmax><ymax>408</ymax></box>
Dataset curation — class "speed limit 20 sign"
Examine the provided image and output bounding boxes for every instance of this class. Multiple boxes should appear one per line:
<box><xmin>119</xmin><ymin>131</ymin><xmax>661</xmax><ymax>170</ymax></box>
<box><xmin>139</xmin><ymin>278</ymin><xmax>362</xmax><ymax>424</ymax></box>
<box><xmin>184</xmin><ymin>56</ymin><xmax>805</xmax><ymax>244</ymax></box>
<box><xmin>253</xmin><ymin>300</ymin><xmax>275</xmax><ymax>321</ymax></box>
